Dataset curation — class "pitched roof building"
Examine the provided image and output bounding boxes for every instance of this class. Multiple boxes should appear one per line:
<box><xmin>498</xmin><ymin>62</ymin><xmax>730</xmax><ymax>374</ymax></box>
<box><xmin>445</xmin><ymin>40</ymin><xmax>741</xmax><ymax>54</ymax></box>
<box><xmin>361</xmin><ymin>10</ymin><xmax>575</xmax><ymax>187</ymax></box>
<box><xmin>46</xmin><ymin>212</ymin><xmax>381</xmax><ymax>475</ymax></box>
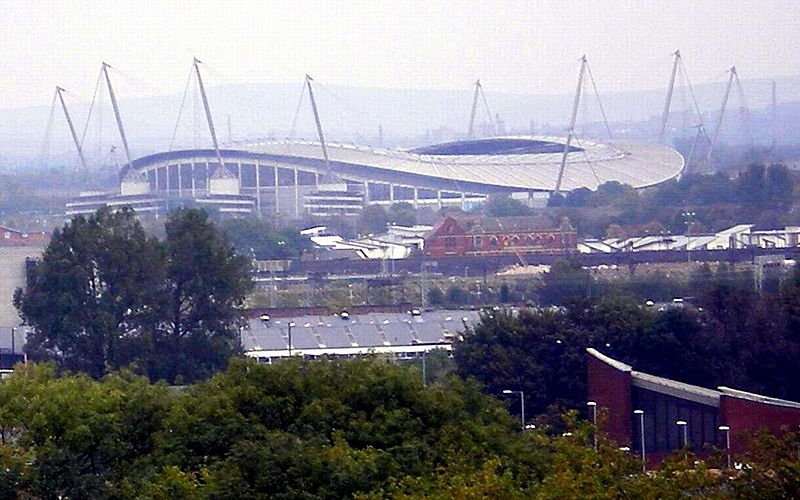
<box><xmin>424</xmin><ymin>215</ymin><xmax>576</xmax><ymax>257</ymax></box>
<box><xmin>0</xmin><ymin>226</ymin><xmax>49</xmax><ymax>247</ymax></box>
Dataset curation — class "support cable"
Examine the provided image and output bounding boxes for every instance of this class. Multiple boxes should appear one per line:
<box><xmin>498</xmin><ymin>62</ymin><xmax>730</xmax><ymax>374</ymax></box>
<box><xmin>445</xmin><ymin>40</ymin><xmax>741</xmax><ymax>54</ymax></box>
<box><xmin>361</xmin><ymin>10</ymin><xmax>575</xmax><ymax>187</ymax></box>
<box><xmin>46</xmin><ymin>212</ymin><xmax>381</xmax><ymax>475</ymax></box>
<box><xmin>287</xmin><ymin>79</ymin><xmax>307</xmax><ymax>141</ymax></box>
<box><xmin>169</xmin><ymin>65</ymin><xmax>195</xmax><ymax>152</ymax></box>
<box><xmin>79</xmin><ymin>68</ymin><xmax>104</xmax><ymax>158</ymax></box>
<box><xmin>678</xmin><ymin>58</ymin><xmax>706</xmax><ymax>132</ymax></box>
<box><xmin>572</xmin><ymin>133</ymin><xmax>602</xmax><ymax>186</ymax></box>
<box><xmin>733</xmin><ymin>72</ymin><xmax>753</xmax><ymax>146</ymax></box>
<box><xmin>38</xmin><ymin>90</ymin><xmax>58</xmax><ymax>168</ymax></box>
<box><xmin>585</xmin><ymin>61</ymin><xmax>613</xmax><ymax>139</ymax></box>
<box><xmin>479</xmin><ymin>84</ymin><xmax>496</xmax><ymax>135</ymax></box>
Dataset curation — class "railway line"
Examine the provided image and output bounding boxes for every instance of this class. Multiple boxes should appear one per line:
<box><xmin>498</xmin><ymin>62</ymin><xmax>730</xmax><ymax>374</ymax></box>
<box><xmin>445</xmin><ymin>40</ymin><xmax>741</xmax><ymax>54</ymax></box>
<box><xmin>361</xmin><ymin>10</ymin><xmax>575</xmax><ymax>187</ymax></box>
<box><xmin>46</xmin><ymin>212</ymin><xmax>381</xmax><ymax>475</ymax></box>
<box><xmin>255</xmin><ymin>246</ymin><xmax>797</xmax><ymax>280</ymax></box>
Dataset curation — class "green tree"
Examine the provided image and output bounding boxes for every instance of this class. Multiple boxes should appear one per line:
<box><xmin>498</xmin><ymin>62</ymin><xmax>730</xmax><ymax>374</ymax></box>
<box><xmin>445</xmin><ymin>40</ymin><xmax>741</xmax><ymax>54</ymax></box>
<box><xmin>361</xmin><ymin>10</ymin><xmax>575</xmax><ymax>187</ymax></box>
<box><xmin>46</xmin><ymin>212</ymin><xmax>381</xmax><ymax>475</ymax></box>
<box><xmin>15</xmin><ymin>207</ymin><xmax>253</xmax><ymax>383</ymax></box>
<box><xmin>148</xmin><ymin>208</ymin><xmax>253</xmax><ymax>382</ymax></box>
<box><xmin>499</xmin><ymin>282</ymin><xmax>513</xmax><ymax>303</ymax></box>
<box><xmin>485</xmin><ymin>196</ymin><xmax>532</xmax><ymax>217</ymax></box>
<box><xmin>563</xmin><ymin>187</ymin><xmax>592</xmax><ymax>207</ymax></box>
<box><xmin>539</xmin><ymin>259</ymin><xmax>596</xmax><ymax>306</ymax></box>
<box><xmin>14</xmin><ymin>207</ymin><xmax>165</xmax><ymax>378</ymax></box>
<box><xmin>388</xmin><ymin>202</ymin><xmax>417</xmax><ymax>226</ymax></box>
<box><xmin>427</xmin><ymin>286</ymin><xmax>444</xmax><ymax>305</ymax></box>
<box><xmin>217</xmin><ymin>216</ymin><xmax>310</xmax><ymax>260</ymax></box>
<box><xmin>446</xmin><ymin>285</ymin><xmax>470</xmax><ymax>305</ymax></box>
<box><xmin>360</xmin><ymin>204</ymin><xmax>389</xmax><ymax>234</ymax></box>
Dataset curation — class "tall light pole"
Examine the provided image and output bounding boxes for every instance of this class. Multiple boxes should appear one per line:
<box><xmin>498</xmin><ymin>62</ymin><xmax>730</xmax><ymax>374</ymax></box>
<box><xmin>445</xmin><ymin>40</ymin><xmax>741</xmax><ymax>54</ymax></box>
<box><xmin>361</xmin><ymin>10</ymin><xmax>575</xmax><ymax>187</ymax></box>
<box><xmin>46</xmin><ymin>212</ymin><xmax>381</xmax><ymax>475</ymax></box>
<box><xmin>677</xmin><ymin>420</ymin><xmax>688</xmax><ymax>449</ymax></box>
<box><xmin>682</xmin><ymin>211</ymin><xmax>696</xmax><ymax>262</ymax></box>
<box><xmin>421</xmin><ymin>350</ymin><xmax>427</xmax><ymax>387</ymax></box>
<box><xmin>587</xmin><ymin>401</ymin><xmax>598</xmax><ymax>450</ymax></box>
<box><xmin>503</xmin><ymin>389</ymin><xmax>525</xmax><ymax>431</ymax></box>
<box><xmin>719</xmin><ymin>425</ymin><xmax>731</xmax><ymax>469</ymax></box>
<box><xmin>634</xmin><ymin>409</ymin><xmax>646</xmax><ymax>472</ymax></box>
<box><xmin>287</xmin><ymin>322</ymin><xmax>295</xmax><ymax>357</ymax></box>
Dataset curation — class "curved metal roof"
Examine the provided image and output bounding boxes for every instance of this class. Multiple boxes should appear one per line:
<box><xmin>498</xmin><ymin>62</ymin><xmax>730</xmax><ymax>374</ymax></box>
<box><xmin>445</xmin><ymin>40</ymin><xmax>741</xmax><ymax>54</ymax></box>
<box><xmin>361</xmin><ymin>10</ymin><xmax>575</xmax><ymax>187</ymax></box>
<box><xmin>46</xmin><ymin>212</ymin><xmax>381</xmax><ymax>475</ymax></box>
<box><xmin>122</xmin><ymin>136</ymin><xmax>684</xmax><ymax>193</ymax></box>
<box><xmin>244</xmin><ymin>136</ymin><xmax>684</xmax><ymax>192</ymax></box>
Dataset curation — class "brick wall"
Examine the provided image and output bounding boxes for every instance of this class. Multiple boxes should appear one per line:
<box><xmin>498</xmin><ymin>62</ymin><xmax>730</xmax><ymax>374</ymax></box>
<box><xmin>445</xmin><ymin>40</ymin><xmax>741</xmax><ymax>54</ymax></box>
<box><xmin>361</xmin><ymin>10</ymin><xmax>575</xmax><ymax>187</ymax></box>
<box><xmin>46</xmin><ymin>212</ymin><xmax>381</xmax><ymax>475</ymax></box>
<box><xmin>587</xmin><ymin>353</ymin><xmax>633</xmax><ymax>445</ymax></box>
<box><xmin>720</xmin><ymin>395</ymin><xmax>800</xmax><ymax>453</ymax></box>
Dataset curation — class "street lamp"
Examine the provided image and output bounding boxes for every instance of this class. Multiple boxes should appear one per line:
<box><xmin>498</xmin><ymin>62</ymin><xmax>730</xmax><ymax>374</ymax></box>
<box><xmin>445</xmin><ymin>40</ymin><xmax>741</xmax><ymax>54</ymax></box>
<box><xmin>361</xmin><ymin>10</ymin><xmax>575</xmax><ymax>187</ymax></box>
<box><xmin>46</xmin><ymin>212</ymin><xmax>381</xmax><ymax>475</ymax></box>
<box><xmin>287</xmin><ymin>321</ymin><xmax>295</xmax><ymax>357</ymax></box>
<box><xmin>719</xmin><ymin>425</ymin><xmax>731</xmax><ymax>469</ymax></box>
<box><xmin>634</xmin><ymin>409</ymin><xmax>646</xmax><ymax>472</ymax></box>
<box><xmin>676</xmin><ymin>420</ymin><xmax>688</xmax><ymax>448</ymax></box>
<box><xmin>503</xmin><ymin>389</ymin><xmax>525</xmax><ymax>431</ymax></box>
<box><xmin>421</xmin><ymin>350</ymin><xmax>427</xmax><ymax>387</ymax></box>
<box><xmin>682</xmin><ymin>211</ymin><xmax>696</xmax><ymax>262</ymax></box>
<box><xmin>587</xmin><ymin>401</ymin><xmax>598</xmax><ymax>450</ymax></box>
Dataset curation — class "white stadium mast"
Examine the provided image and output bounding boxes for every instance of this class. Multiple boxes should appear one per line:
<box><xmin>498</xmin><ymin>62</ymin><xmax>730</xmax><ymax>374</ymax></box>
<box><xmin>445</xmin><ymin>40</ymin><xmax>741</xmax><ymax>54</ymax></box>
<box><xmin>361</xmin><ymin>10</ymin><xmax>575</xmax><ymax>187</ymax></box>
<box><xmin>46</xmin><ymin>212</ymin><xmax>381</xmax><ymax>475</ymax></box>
<box><xmin>706</xmin><ymin>66</ymin><xmax>738</xmax><ymax>167</ymax></box>
<box><xmin>54</xmin><ymin>86</ymin><xmax>88</xmax><ymax>173</ymax></box>
<box><xmin>554</xmin><ymin>55</ymin><xmax>587</xmax><ymax>197</ymax></box>
<box><xmin>193</xmin><ymin>57</ymin><xmax>227</xmax><ymax>173</ymax></box>
<box><xmin>101</xmin><ymin>62</ymin><xmax>132</xmax><ymax>167</ymax></box>
<box><xmin>304</xmin><ymin>75</ymin><xmax>332</xmax><ymax>176</ymax></box>
<box><xmin>659</xmin><ymin>50</ymin><xmax>681</xmax><ymax>144</ymax></box>
<box><xmin>467</xmin><ymin>80</ymin><xmax>494</xmax><ymax>139</ymax></box>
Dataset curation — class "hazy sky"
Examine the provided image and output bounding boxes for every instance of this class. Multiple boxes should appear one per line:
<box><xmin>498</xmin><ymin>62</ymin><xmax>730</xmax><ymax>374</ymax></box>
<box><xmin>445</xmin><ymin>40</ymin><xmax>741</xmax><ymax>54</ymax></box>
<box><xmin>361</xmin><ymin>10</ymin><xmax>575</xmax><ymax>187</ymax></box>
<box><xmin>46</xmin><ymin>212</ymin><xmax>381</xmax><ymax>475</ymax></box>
<box><xmin>2</xmin><ymin>0</ymin><xmax>799</xmax><ymax>109</ymax></box>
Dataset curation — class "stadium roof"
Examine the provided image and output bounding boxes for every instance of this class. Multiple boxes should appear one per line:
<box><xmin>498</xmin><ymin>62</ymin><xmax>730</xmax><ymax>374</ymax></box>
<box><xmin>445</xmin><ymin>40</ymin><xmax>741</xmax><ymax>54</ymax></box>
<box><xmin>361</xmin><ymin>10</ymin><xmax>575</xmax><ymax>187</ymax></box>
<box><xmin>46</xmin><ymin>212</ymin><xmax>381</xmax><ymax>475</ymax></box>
<box><xmin>244</xmin><ymin>136</ymin><xmax>684</xmax><ymax>193</ymax></box>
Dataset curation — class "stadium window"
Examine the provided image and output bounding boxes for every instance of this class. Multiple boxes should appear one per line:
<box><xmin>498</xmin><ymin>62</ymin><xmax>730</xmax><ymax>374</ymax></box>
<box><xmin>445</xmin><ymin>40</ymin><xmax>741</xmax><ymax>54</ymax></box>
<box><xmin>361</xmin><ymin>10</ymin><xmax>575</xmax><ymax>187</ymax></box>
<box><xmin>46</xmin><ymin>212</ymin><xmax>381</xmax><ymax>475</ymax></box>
<box><xmin>473</xmin><ymin>235</ymin><xmax>482</xmax><ymax>248</ymax></box>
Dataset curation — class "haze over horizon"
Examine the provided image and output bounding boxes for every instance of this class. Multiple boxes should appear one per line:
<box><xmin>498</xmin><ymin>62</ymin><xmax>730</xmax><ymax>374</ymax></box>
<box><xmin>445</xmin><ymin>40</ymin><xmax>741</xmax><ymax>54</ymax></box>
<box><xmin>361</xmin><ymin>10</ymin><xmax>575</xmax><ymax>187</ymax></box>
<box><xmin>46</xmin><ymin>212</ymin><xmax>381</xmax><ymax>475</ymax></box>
<box><xmin>2</xmin><ymin>0</ymin><xmax>800</xmax><ymax>109</ymax></box>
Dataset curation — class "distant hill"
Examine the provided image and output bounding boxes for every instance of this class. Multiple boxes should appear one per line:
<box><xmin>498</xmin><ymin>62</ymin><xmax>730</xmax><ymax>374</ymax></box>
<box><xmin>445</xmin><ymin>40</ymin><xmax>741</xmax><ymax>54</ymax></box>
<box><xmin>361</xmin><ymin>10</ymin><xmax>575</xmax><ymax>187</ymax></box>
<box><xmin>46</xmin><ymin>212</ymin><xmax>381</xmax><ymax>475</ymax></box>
<box><xmin>2</xmin><ymin>74</ymin><xmax>800</xmax><ymax>168</ymax></box>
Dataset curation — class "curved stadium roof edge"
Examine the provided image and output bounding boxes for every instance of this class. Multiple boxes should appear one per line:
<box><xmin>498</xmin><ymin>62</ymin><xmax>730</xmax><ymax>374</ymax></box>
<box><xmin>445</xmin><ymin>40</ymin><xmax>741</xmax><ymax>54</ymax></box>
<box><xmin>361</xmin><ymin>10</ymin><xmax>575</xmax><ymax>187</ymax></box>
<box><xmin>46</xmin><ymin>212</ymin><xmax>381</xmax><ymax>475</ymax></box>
<box><xmin>122</xmin><ymin>136</ymin><xmax>685</xmax><ymax>194</ymax></box>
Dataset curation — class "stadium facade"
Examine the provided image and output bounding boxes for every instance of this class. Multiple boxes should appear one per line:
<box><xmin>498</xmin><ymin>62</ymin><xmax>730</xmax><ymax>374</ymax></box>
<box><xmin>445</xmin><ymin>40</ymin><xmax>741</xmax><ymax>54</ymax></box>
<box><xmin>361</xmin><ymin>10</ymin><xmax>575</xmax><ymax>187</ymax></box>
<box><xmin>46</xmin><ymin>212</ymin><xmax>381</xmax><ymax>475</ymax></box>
<box><xmin>66</xmin><ymin>136</ymin><xmax>685</xmax><ymax>219</ymax></box>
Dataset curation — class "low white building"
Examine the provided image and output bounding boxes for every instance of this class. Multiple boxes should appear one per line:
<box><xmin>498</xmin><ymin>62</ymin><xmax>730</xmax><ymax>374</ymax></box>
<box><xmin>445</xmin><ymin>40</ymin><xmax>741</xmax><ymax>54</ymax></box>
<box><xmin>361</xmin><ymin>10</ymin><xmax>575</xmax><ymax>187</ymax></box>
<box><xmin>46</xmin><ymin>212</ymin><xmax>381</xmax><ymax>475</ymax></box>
<box><xmin>579</xmin><ymin>224</ymin><xmax>800</xmax><ymax>254</ymax></box>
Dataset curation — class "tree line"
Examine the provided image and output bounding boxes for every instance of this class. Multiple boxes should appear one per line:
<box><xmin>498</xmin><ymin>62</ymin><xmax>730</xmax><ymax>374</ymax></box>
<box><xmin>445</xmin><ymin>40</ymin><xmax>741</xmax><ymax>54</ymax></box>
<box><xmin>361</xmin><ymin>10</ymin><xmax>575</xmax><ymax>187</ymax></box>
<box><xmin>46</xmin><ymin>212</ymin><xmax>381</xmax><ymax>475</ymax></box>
<box><xmin>552</xmin><ymin>163</ymin><xmax>797</xmax><ymax>238</ymax></box>
<box><xmin>483</xmin><ymin>162</ymin><xmax>798</xmax><ymax>239</ymax></box>
<box><xmin>0</xmin><ymin>359</ymin><xmax>798</xmax><ymax>498</ymax></box>
<box><xmin>456</xmin><ymin>260</ymin><xmax>800</xmax><ymax>419</ymax></box>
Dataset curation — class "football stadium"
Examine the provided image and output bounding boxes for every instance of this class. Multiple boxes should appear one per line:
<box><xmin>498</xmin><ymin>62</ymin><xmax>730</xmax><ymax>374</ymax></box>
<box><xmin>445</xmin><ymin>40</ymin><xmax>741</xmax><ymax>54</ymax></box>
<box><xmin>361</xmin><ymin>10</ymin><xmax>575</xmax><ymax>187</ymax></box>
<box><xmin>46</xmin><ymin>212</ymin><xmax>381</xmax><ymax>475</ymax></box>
<box><xmin>66</xmin><ymin>136</ymin><xmax>685</xmax><ymax>218</ymax></box>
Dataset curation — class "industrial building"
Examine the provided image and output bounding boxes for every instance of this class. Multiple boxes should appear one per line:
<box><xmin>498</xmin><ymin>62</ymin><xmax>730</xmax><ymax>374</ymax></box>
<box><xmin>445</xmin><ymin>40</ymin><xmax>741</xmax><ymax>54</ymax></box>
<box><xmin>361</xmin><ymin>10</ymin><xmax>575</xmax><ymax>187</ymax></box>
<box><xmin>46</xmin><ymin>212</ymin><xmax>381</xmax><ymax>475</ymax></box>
<box><xmin>243</xmin><ymin>309</ymin><xmax>481</xmax><ymax>363</ymax></box>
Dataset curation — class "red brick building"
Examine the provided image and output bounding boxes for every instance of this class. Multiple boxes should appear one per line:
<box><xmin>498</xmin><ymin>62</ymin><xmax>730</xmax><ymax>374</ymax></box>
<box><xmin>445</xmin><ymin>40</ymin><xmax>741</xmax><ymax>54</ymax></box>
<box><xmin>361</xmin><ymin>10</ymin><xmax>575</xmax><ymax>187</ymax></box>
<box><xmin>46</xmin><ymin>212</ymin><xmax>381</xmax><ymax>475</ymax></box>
<box><xmin>0</xmin><ymin>226</ymin><xmax>49</xmax><ymax>247</ymax></box>
<box><xmin>587</xmin><ymin>348</ymin><xmax>800</xmax><ymax>464</ymax></box>
<box><xmin>424</xmin><ymin>215</ymin><xmax>576</xmax><ymax>257</ymax></box>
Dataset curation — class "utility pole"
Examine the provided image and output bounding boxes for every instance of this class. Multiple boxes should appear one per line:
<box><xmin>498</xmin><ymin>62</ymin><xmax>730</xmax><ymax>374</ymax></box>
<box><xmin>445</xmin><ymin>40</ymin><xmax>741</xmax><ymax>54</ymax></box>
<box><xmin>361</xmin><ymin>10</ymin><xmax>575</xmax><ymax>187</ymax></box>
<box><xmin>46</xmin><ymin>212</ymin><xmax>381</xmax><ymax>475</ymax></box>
<box><xmin>554</xmin><ymin>55</ymin><xmax>587</xmax><ymax>197</ymax></box>
<box><xmin>659</xmin><ymin>50</ymin><xmax>681</xmax><ymax>143</ymax></box>
<box><xmin>101</xmin><ymin>62</ymin><xmax>132</xmax><ymax>167</ymax></box>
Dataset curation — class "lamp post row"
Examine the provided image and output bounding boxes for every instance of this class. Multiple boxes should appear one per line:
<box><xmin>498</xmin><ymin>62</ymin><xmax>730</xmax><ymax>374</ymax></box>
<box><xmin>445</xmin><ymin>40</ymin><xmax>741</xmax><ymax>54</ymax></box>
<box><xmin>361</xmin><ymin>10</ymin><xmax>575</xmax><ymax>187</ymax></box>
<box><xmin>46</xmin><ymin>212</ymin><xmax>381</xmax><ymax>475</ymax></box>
<box><xmin>586</xmin><ymin>402</ymin><xmax>733</xmax><ymax>471</ymax></box>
